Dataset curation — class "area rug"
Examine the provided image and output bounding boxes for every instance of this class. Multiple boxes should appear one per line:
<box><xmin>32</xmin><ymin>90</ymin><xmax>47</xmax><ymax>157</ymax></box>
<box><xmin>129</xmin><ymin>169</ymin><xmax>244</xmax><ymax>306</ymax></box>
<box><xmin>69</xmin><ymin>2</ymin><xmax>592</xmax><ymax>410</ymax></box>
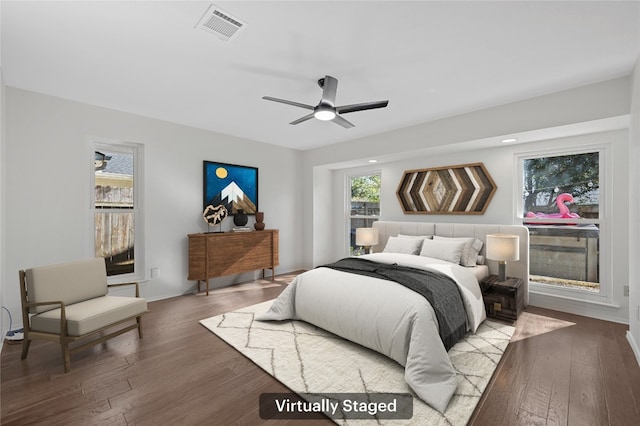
<box><xmin>200</xmin><ymin>300</ymin><xmax>515</xmax><ymax>425</ymax></box>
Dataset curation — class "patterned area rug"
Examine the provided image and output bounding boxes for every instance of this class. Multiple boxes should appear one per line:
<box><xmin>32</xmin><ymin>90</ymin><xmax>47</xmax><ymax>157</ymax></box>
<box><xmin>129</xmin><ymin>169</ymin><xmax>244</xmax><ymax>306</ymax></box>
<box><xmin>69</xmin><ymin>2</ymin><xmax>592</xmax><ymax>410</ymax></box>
<box><xmin>200</xmin><ymin>300</ymin><xmax>515</xmax><ymax>425</ymax></box>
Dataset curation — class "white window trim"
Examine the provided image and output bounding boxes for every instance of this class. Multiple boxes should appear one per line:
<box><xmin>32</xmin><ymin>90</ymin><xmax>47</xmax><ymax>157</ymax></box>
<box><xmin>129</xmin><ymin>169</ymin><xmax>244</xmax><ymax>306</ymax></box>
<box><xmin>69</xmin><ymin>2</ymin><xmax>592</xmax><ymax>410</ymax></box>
<box><xmin>86</xmin><ymin>137</ymin><xmax>145</xmax><ymax>284</ymax></box>
<box><xmin>514</xmin><ymin>142</ymin><xmax>612</xmax><ymax>305</ymax></box>
<box><xmin>346</xmin><ymin>170</ymin><xmax>381</xmax><ymax>255</ymax></box>
<box><xmin>344</xmin><ymin>168</ymin><xmax>382</xmax><ymax>256</ymax></box>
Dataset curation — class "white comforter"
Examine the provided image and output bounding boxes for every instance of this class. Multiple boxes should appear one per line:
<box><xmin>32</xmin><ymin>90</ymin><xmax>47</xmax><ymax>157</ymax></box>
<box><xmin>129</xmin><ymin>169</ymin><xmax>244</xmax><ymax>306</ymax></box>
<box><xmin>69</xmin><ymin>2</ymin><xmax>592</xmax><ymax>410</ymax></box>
<box><xmin>255</xmin><ymin>253</ymin><xmax>486</xmax><ymax>413</ymax></box>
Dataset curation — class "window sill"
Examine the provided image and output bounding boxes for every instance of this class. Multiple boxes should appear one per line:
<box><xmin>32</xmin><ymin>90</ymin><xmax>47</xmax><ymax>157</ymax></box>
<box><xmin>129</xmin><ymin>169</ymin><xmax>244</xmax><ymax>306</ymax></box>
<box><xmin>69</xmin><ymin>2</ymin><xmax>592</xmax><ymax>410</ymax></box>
<box><xmin>529</xmin><ymin>288</ymin><xmax>619</xmax><ymax>309</ymax></box>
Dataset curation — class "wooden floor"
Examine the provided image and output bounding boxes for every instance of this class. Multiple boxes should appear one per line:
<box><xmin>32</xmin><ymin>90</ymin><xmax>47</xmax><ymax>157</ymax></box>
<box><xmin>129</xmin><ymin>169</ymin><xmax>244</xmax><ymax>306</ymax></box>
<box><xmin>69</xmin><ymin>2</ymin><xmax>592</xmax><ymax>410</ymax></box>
<box><xmin>2</xmin><ymin>273</ymin><xmax>640</xmax><ymax>425</ymax></box>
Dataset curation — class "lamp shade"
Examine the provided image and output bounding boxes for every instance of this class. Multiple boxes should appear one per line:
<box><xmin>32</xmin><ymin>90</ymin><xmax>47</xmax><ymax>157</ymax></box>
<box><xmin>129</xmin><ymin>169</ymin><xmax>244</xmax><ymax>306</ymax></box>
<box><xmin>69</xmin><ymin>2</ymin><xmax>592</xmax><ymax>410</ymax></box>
<box><xmin>486</xmin><ymin>234</ymin><xmax>520</xmax><ymax>261</ymax></box>
<box><xmin>356</xmin><ymin>228</ymin><xmax>379</xmax><ymax>247</ymax></box>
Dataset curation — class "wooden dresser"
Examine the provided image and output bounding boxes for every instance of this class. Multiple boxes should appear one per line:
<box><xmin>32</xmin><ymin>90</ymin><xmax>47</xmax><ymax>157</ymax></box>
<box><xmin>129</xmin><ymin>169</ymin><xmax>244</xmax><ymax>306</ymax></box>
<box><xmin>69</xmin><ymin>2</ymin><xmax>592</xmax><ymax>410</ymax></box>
<box><xmin>188</xmin><ymin>230</ymin><xmax>279</xmax><ymax>295</ymax></box>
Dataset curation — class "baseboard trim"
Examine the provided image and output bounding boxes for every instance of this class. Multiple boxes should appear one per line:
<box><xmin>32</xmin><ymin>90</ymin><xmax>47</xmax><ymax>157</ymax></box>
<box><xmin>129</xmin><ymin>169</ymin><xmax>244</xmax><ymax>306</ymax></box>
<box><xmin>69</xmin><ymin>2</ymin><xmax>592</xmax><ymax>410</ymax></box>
<box><xmin>529</xmin><ymin>291</ymin><xmax>628</xmax><ymax>324</ymax></box>
<box><xmin>627</xmin><ymin>331</ymin><xmax>640</xmax><ymax>367</ymax></box>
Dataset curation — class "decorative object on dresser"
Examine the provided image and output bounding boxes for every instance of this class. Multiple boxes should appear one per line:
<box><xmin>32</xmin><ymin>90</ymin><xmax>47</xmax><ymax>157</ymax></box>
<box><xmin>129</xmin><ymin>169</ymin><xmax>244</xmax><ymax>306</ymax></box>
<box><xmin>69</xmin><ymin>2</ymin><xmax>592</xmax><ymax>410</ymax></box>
<box><xmin>188</xmin><ymin>230</ymin><xmax>279</xmax><ymax>295</ymax></box>
<box><xmin>203</xmin><ymin>161</ymin><xmax>258</xmax><ymax>215</ymax></box>
<box><xmin>486</xmin><ymin>234</ymin><xmax>520</xmax><ymax>281</ymax></box>
<box><xmin>202</xmin><ymin>203</ymin><xmax>228</xmax><ymax>233</ymax></box>
<box><xmin>480</xmin><ymin>275</ymin><xmax>524</xmax><ymax>321</ymax></box>
<box><xmin>233</xmin><ymin>208</ymin><xmax>248</xmax><ymax>226</ymax></box>
<box><xmin>396</xmin><ymin>162</ymin><xmax>497</xmax><ymax>215</ymax></box>
<box><xmin>355</xmin><ymin>227</ymin><xmax>378</xmax><ymax>254</ymax></box>
<box><xmin>231</xmin><ymin>226</ymin><xmax>252</xmax><ymax>232</ymax></box>
<box><xmin>254</xmin><ymin>211</ymin><xmax>265</xmax><ymax>230</ymax></box>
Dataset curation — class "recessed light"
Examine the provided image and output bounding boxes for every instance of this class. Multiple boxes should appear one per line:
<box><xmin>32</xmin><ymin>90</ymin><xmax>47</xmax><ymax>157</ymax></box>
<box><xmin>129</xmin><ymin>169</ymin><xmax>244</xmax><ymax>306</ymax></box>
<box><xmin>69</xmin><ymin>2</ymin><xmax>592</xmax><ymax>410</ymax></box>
<box><xmin>368</xmin><ymin>159</ymin><xmax>378</xmax><ymax>163</ymax></box>
<box><xmin>501</xmin><ymin>138</ymin><xmax>517</xmax><ymax>143</ymax></box>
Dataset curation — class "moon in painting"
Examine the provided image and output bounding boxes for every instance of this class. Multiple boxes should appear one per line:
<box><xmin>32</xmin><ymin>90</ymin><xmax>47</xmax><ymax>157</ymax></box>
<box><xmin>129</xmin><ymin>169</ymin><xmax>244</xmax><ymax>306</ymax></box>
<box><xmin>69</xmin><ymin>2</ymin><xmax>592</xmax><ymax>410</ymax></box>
<box><xmin>216</xmin><ymin>167</ymin><xmax>228</xmax><ymax>179</ymax></box>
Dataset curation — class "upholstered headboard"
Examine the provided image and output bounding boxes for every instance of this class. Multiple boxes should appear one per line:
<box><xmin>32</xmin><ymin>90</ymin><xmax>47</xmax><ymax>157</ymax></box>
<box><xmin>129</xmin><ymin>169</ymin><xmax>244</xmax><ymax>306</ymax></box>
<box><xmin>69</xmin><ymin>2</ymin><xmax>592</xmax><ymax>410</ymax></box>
<box><xmin>372</xmin><ymin>221</ymin><xmax>530</xmax><ymax>304</ymax></box>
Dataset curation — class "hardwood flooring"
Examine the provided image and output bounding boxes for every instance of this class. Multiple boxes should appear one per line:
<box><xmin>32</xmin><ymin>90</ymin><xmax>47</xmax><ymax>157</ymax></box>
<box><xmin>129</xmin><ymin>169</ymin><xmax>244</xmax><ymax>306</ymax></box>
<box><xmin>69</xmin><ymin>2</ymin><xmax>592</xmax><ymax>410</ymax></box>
<box><xmin>2</xmin><ymin>273</ymin><xmax>639</xmax><ymax>425</ymax></box>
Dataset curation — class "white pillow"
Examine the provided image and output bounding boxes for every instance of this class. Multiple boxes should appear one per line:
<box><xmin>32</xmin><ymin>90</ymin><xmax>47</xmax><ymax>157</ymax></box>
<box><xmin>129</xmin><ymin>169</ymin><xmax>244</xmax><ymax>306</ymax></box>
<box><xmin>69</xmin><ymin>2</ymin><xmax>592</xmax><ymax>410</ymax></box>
<box><xmin>433</xmin><ymin>236</ymin><xmax>484</xmax><ymax>266</ymax></box>
<box><xmin>397</xmin><ymin>234</ymin><xmax>432</xmax><ymax>240</ymax></box>
<box><xmin>382</xmin><ymin>236</ymin><xmax>424</xmax><ymax>255</ymax></box>
<box><xmin>419</xmin><ymin>239</ymin><xmax>467</xmax><ymax>264</ymax></box>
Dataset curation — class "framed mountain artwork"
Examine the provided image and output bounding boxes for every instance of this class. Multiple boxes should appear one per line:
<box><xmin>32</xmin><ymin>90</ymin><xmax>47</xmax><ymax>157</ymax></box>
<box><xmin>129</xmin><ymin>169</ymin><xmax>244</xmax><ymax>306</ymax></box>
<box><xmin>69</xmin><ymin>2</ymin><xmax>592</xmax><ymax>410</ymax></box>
<box><xmin>203</xmin><ymin>161</ymin><xmax>258</xmax><ymax>215</ymax></box>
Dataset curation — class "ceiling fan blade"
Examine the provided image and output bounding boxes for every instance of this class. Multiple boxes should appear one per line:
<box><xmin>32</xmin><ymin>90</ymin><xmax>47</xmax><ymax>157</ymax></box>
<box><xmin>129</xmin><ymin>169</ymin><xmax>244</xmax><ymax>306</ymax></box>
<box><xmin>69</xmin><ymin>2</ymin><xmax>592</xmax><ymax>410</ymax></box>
<box><xmin>262</xmin><ymin>96</ymin><xmax>314</xmax><ymax>110</ymax></box>
<box><xmin>290</xmin><ymin>113</ymin><xmax>315</xmax><ymax>125</ymax></box>
<box><xmin>336</xmin><ymin>100</ymin><xmax>389</xmax><ymax>114</ymax></box>
<box><xmin>332</xmin><ymin>114</ymin><xmax>354</xmax><ymax>129</ymax></box>
<box><xmin>321</xmin><ymin>75</ymin><xmax>338</xmax><ymax>106</ymax></box>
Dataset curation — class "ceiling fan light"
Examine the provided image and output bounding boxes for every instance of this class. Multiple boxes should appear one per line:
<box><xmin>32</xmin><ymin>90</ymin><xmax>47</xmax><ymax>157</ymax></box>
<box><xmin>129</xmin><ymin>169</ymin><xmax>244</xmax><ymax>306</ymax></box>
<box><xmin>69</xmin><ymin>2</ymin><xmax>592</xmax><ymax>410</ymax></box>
<box><xmin>314</xmin><ymin>108</ymin><xmax>336</xmax><ymax>121</ymax></box>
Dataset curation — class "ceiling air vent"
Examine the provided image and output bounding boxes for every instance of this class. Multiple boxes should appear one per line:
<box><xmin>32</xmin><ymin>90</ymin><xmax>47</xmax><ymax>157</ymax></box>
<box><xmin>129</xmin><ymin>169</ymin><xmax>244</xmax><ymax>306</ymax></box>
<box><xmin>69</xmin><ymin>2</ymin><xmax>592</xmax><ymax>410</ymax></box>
<box><xmin>195</xmin><ymin>4</ymin><xmax>245</xmax><ymax>41</ymax></box>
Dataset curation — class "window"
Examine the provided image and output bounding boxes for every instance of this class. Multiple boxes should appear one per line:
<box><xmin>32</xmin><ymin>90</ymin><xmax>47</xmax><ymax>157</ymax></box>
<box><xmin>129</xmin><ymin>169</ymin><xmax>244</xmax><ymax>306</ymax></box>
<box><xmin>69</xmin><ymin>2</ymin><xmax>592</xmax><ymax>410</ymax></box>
<box><xmin>517</xmin><ymin>146</ymin><xmax>608</xmax><ymax>300</ymax></box>
<box><xmin>348</xmin><ymin>173</ymin><xmax>380</xmax><ymax>255</ymax></box>
<box><xmin>90</xmin><ymin>140</ymin><xmax>144</xmax><ymax>279</ymax></box>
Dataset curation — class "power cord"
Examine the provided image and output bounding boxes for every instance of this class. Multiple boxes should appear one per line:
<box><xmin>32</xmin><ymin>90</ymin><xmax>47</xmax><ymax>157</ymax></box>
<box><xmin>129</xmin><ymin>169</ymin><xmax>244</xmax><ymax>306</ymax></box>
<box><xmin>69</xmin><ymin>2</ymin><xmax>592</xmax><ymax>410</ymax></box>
<box><xmin>2</xmin><ymin>306</ymin><xmax>24</xmax><ymax>343</ymax></box>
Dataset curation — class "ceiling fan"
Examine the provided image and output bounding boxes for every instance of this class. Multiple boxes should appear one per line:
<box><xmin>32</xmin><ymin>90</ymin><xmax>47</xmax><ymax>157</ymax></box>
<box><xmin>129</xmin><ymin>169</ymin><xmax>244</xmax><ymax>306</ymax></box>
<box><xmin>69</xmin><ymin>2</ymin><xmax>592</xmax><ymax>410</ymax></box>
<box><xmin>262</xmin><ymin>75</ymin><xmax>389</xmax><ymax>129</ymax></box>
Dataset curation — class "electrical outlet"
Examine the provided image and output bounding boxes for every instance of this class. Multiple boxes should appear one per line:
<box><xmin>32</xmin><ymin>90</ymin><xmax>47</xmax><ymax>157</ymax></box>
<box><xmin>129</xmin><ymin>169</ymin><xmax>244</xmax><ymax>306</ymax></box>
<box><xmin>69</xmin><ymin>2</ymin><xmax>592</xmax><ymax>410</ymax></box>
<box><xmin>150</xmin><ymin>267</ymin><xmax>159</xmax><ymax>279</ymax></box>
<box><xmin>624</xmin><ymin>285</ymin><xmax>630</xmax><ymax>296</ymax></box>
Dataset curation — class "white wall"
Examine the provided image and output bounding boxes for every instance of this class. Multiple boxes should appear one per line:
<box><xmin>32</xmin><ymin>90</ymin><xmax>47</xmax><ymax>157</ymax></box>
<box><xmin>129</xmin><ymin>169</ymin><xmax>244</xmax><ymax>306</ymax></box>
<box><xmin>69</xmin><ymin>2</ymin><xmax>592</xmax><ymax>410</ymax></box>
<box><xmin>303</xmin><ymin>77</ymin><xmax>630</xmax><ymax>172</ymax></box>
<box><xmin>1</xmin><ymin>69</ymin><xmax>6</xmax><ymax>342</ymax></box>
<box><xmin>628</xmin><ymin>56</ymin><xmax>640</xmax><ymax>363</ymax></box>
<box><xmin>2</xmin><ymin>87</ymin><xmax>304</xmax><ymax>328</ymax></box>
<box><xmin>312</xmin><ymin>166</ymin><xmax>335</xmax><ymax>266</ymax></box>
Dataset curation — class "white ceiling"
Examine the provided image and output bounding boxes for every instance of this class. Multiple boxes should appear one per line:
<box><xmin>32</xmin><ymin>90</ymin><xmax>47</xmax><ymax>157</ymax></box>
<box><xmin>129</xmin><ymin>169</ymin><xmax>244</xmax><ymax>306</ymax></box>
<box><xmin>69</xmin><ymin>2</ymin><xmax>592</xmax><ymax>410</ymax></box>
<box><xmin>2</xmin><ymin>1</ymin><xmax>639</xmax><ymax>151</ymax></box>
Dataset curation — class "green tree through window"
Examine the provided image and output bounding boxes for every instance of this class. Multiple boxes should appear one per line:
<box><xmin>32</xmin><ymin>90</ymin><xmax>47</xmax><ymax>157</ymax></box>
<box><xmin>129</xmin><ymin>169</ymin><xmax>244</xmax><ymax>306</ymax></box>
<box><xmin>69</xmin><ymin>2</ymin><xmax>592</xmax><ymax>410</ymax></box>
<box><xmin>351</xmin><ymin>175</ymin><xmax>381</xmax><ymax>203</ymax></box>
<box><xmin>523</xmin><ymin>152</ymin><xmax>599</xmax><ymax>216</ymax></box>
<box><xmin>349</xmin><ymin>173</ymin><xmax>380</xmax><ymax>255</ymax></box>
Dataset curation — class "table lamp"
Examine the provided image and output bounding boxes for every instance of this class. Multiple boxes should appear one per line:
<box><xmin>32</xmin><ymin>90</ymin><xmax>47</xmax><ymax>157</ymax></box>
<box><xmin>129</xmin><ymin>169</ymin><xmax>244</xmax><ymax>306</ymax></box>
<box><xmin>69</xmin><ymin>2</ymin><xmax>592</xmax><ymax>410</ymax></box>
<box><xmin>486</xmin><ymin>234</ymin><xmax>520</xmax><ymax>281</ymax></box>
<box><xmin>356</xmin><ymin>228</ymin><xmax>379</xmax><ymax>254</ymax></box>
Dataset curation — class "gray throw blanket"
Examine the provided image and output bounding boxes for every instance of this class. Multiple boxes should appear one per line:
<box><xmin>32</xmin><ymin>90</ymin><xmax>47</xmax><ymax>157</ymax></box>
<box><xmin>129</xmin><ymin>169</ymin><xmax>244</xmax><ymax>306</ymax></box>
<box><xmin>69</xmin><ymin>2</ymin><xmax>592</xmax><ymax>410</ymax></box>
<box><xmin>319</xmin><ymin>257</ymin><xmax>467</xmax><ymax>351</ymax></box>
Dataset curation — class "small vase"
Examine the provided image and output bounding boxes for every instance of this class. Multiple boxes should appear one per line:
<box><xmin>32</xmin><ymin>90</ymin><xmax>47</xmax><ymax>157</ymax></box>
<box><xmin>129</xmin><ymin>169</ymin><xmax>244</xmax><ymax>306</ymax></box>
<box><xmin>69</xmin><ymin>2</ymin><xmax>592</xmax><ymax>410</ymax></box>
<box><xmin>233</xmin><ymin>209</ymin><xmax>248</xmax><ymax>227</ymax></box>
<box><xmin>254</xmin><ymin>211</ymin><xmax>265</xmax><ymax>231</ymax></box>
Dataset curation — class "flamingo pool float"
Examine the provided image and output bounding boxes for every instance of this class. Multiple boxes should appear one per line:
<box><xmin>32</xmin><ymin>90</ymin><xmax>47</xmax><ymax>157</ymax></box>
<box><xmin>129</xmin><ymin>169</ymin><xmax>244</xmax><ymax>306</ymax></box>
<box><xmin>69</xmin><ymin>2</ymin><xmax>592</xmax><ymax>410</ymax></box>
<box><xmin>525</xmin><ymin>193</ymin><xmax>580</xmax><ymax>224</ymax></box>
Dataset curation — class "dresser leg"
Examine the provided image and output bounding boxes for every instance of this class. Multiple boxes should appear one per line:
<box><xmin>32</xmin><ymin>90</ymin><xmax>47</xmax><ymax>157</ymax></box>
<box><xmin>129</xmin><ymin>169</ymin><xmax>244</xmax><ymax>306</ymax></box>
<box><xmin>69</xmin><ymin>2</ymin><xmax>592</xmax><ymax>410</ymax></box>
<box><xmin>206</xmin><ymin>279</ymin><xmax>209</xmax><ymax>296</ymax></box>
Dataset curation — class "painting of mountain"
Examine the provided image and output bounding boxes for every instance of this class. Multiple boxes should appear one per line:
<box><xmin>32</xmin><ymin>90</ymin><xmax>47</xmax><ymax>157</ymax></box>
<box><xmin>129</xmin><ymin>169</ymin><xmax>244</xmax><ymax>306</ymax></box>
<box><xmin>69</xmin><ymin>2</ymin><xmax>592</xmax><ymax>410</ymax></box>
<box><xmin>203</xmin><ymin>161</ymin><xmax>258</xmax><ymax>215</ymax></box>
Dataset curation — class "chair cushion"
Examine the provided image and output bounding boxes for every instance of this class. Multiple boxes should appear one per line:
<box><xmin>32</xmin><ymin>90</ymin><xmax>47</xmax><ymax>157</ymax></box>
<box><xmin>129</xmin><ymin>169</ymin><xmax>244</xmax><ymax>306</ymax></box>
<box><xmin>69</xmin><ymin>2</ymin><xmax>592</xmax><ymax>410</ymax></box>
<box><xmin>25</xmin><ymin>258</ymin><xmax>109</xmax><ymax>314</ymax></box>
<box><xmin>30</xmin><ymin>296</ymin><xmax>147</xmax><ymax>336</ymax></box>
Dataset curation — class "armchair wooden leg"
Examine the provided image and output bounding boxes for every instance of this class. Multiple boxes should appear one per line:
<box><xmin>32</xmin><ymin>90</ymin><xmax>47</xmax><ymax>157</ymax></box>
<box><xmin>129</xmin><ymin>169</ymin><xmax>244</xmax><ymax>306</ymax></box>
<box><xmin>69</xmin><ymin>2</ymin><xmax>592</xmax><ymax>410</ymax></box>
<box><xmin>61</xmin><ymin>340</ymin><xmax>71</xmax><ymax>373</ymax></box>
<box><xmin>21</xmin><ymin>339</ymin><xmax>31</xmax><ymax>359</ymax></box>
<box><xmin>137</xmin><ymin>316</ymin><xmax>143</xmax><ymax>338</ymax></box>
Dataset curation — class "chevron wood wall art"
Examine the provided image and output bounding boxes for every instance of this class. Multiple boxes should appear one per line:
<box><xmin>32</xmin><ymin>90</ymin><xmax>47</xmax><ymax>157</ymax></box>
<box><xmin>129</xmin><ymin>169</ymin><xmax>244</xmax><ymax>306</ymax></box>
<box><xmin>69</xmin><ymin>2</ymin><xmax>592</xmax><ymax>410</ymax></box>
<box><xmin>396</xmin><ymin>162</ymin><xmax>497</xmax><ymax>215</ymax></box>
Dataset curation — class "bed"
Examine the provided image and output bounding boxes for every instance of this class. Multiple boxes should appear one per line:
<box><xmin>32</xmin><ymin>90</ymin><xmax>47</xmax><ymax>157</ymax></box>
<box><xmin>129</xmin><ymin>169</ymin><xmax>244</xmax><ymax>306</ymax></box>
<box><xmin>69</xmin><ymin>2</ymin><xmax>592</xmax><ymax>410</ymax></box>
<box><xmin>256</xmin><ymin>221</ymin><xmax>529</xmax><ymax>413</ymax></box>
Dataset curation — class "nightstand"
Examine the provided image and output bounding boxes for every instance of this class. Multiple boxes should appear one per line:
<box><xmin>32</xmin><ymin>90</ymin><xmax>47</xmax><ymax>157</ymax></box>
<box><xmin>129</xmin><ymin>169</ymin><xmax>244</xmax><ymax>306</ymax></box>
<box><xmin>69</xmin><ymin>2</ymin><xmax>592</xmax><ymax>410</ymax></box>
<box><xmin>480</xmin><ymin>275</ymin><xmax>524</xmax><ymax>321</ymax></box>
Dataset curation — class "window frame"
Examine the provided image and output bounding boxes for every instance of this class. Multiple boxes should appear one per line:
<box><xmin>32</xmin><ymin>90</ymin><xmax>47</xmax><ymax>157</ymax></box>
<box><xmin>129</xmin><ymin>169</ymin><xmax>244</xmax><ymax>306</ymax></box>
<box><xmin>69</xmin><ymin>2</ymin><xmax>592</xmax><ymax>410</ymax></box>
<box><xmin>514</xmin><ymin>143</ymin><xmax>612</xmax><ymax>304</ymax></box>
<box><xmin>346</xmin><ymin>171</ymin><xmax>381</xmax><ymax>255</ymax></box>
<box><xmin>87</xmin><ymin>137</ymin><xmax>145</xmax><ymax>284</ymax></box>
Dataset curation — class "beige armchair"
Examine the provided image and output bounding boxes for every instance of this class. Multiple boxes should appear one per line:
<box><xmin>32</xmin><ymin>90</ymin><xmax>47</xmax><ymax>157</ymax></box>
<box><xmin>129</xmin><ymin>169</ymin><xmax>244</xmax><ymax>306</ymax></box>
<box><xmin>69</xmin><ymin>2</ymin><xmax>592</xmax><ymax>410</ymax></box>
<box><xmin>19</xmin><ymin>258</ymin><xmax>148</xmax><ymax>372</ymax></box>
